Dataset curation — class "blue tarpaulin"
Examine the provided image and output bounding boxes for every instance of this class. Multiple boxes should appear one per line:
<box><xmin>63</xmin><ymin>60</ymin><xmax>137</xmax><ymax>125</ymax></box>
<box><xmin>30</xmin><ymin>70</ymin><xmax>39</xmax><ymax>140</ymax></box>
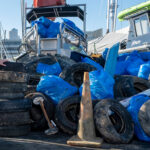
<box><xmin>31</xmin><ymin>17</ymin><xmax>84</xmax><ymax>38</ymax></box>
<box><xmin>127</xmin><ymin>94</ymin><xmax>150</xmax><ymax>142</ymax></box>
<box><xmin>79</xmin><ymin>69</ymin><xmax>115</xmax><ymax>100</ymax></box>
<box><xmin>36</xmin><ymin>62</ymin><xmax>62</xmax><ymax>76</ymax></box>
<box><xmin>37</xmin><ymin>75</ymin><xmax>78</xmax><ymax>105</ymax></box>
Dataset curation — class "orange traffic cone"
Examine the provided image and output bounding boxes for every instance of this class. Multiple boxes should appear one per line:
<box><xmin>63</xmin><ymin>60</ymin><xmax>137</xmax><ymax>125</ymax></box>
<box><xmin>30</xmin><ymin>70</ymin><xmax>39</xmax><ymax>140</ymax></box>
<box><xmin>67</xmin><ymin>72</ymin><xmax>103</xmax><ymax>147</ymax></box>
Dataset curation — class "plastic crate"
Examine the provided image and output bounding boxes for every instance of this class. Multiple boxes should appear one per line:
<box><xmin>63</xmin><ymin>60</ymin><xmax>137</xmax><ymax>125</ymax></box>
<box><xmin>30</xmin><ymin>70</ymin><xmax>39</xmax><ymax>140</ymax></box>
<box><xmin>33</xmin><ymin>0</ymin><xmax>66</xmax><ymax>8</ymax></box>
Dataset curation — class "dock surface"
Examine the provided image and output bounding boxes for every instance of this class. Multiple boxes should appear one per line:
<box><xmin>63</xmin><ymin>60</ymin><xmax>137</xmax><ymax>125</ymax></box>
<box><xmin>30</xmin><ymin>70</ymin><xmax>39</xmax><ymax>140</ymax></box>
<box><xmin>0</xmin><ymin>132</ymin><xmax>150</xmax><ymax>150</ymax></box>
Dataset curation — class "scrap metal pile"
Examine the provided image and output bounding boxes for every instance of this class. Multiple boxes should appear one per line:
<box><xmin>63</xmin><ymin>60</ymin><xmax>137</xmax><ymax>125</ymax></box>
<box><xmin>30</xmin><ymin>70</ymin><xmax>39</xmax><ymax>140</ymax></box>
<box><xmin>0</xmin><ymin>50</ymin><xmax>150</xmax><ymax>145</ymax></box>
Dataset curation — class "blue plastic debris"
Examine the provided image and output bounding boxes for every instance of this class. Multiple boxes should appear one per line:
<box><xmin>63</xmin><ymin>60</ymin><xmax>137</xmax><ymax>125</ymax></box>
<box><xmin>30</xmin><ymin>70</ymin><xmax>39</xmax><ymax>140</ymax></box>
<box><xmin>32</xmin><ymin>17</ymin><xmax>84</xmax><ymax>38</ymax></box>
<box><xmin>138</xmin><ymin>64</ymin><xmax>150</xmax><ymax>80</ymax></box>
<box><xmin>39</xmin><ymin>16</ymin><xmax>53</xmax><ymax>28</ymax></box>
<box><xmin>62</xmin><ymin>18</ymin><xmax>84</xmax><ymax>37</ymax></box>
<box><xmin>62</xmin><ymin>18</ymin><xmax>76</xmax><ymax>29</ymax></box>
<box><xmin>37</xmin><ymin>75</ymin><xmax>78</xmax><ymax>105</ymax></box>
<box><xmin>127</xmin><ymin>94</ymin><xmax>150</xmax><ymax>142</ymax></box>
<box><xmin>115</xmin><ymin>61</ymin><xmax>127</xmax><ymax>75</ymax></box>
<box><xmin>33</xmin><ymin>21</ymin><xmax>47</xmax><ymax>38</ymax></box>
<box><xmin>126</xmin><ymin>55</ymin><xmax>144</xmax><ymax>76</ymax></box>
<box><xmin>75</xmin><ymin>27</ymin><xmax>84</xmax><ymax>37</ymax></box>
<box><xmin>81</xmin><ymin>57</ymin><xmax>103</xmax><ymax>70</ymax></box>
<box><xmin>114</xmin><ymin>51</ymin><xmax>150</xmax><ymax>78</ymax></box>
<box><xmin>117</xmin><ymin>53</ymin><xmax>130</xmax><ymax>61</ymax></box>
<box><xmin>104</xmin><ymin>43</ymin><xmax>120</xmax><ymax>77</ymax></box>
<box><xmin>102</xmin><ymin>48</ymin><xmax>109</xmax><ymax>60</ymax></box>
<box><xmin>47</xmin><ymin>22</ymin><xmax>60</xmax><ymax>38</ymax></box>
<box><xmin>79</xmin><ymin>69</ymin><xmax>115</xmax><ymax>100</ymax></box>
<box><xmin>140</xmin><ymin>52</ymin><xmax>150</xmax><ymax>61</ymax></box>
<box><xmin>36</xmin><ymin>62</ymin><xmax>62</xmax><ymax>76</ymax></box>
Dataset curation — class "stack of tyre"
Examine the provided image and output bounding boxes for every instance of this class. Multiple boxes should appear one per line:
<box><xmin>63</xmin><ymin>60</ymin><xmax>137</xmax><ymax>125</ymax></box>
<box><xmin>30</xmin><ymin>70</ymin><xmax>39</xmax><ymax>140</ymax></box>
<box><xmin>0</xmin><ymin>62</ymin><xmax>32</xmax><ymax>137</ymax></box>
<box><xmin>54</xmin><ymin>75</ymin><xmax>150</xmax><ymax>144</ymax></box>
<box><xmin>20</xmin><ymin>53</ymin><xmax>150</xmax><ymax>143</ymax></box>
<box><xmin>23</xmin><ymin>53</ymin><xmax>97</xmax><ymax>131</ymax></box>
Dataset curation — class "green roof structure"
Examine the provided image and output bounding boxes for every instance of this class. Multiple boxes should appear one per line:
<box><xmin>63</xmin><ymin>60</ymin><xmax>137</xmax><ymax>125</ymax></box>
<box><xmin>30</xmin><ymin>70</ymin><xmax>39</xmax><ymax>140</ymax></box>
<box><xmin>118</xmin><ymin>1</ymin><xmax>150</xmax><ymax>21</ymax></box>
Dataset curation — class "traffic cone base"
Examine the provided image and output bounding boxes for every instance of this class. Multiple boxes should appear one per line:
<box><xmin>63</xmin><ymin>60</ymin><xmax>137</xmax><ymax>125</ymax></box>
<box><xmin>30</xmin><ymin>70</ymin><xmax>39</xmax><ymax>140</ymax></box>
<box><xmin>67</xmin><ymin>72</ymin><xmax>103</xmax><ymax>148</ymax></box>
<box><xmin>67</xmin><ymin>135</ymin><xmax>103</xmax><ymax>148</ymax></box>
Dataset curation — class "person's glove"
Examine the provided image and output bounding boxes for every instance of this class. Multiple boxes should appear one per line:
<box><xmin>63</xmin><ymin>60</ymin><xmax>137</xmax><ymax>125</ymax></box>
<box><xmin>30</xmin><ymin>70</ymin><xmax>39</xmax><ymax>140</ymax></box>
<box><xmin>0</xmin><ymin>59</ymin><xmax>8</xmax><ymax>66</ymax></box>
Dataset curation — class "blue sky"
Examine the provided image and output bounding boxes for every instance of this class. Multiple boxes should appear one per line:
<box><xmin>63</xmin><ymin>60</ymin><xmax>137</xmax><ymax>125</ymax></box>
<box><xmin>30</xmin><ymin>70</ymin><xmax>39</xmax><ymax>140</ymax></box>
<box><xmin>0</xmin><ymin>0</ymin><xmax>148</xmax><ymax>38</ymax></box>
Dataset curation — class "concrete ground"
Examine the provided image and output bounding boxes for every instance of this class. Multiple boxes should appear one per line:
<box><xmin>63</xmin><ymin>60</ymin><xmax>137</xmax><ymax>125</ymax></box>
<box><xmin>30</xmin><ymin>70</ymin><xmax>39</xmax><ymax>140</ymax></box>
<box><xmin>0</xmin><ymin>132</ymin><xmax>150</xmax><ymax>150</ymax></box>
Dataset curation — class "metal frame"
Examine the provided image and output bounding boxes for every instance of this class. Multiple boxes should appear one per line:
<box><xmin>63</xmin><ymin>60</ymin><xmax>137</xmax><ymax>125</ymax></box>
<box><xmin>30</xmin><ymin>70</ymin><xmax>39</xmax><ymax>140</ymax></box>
<box><xmin>22</xmin><ymin>20</ymin><xmax>87</xmax><ymax>56</ymax></box>
<box><xmin>20</xmin><ymin>1</ymin><xmax>87</xmax><ymax>57</ymax></box>
<box><xmin>25</xmin><ymin>4</ymin><xmax>87</xmax><ymax>38</ymax></box>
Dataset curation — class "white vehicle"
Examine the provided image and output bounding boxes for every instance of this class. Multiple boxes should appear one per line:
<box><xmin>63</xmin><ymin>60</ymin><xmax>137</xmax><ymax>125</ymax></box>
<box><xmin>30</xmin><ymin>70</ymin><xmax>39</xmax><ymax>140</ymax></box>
<box><xmin>118</xmin><ymin>1</ymin><xmax>150</xmax><ymax>53</ymax></box>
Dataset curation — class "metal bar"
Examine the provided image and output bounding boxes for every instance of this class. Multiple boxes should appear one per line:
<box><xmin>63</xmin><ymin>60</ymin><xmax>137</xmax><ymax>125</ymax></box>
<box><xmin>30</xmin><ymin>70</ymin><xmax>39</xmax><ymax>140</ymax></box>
<box><xmin>21</xmin><ymin>0</ymin><xmax>25</xmax><ymax>41</ymax></box>
<box><xmin>57</xmin><ymin>34</ymin><xmax>61</xmax><ymax>54</ymax></box>
<box><xmin>83</xmin><ymin>5</ymin><xmax>87</xmax><ymax>52</ymax></box>
<box><xmin>37</xmin><ymin>35</ymin><xmax>41</xmax><ymax>56</ymax></box>
<box><xmin>26</xmin><ymin>4</ymin><xmax>86</xmax><ymax>10</ymax></box>
<box><xmin>83</xmin><ymin>5</ymin><xmax>86</xmax><ymax>37</ymax></box>
<box><xmin>28</xmin><ymin>11</ymin><xmax>84</xmax><ymax>17</ymax></box>
<box><xmin>24</xmin><ymin>2</ymin><xmax>27</xmax><ymax>35</ymax></box>
<box><xmin>119</xmin><ymin>45</ymin><xmax>150</xmax><ymax>54</ymax></box>
<box><xmin>114</xmin><ymin>0</ymin><xmax>118</xmax><ymax>32</ymax></box>
<box><xmin>110</xmin><ymin>0</ymin><xmax>115</xmax><ymax>32</ymax></box>
<box><xmin>106</xmin><ymin>0</ymin><xmax>110</xmax><ymax>33</ymax></box>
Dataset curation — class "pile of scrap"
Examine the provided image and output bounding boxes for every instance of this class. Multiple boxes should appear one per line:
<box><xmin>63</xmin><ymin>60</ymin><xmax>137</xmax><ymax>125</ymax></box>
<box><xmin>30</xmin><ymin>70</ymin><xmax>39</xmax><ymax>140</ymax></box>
<box><xmin>0</xmin><ymin>43</ymin><xmax>150</xmax><ymax>148</ymax></box>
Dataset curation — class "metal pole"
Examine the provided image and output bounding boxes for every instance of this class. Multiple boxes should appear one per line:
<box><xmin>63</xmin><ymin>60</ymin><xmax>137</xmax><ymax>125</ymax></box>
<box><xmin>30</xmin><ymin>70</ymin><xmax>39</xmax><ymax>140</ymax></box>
<box><xmin>114</xmin><ymin>0</ymin><xmax>118</xmax><ymax>32</ymax></box>
<box><xmin>83</xmin><ymin>5</ymin><xmax>87</xmax><ymax>52</ymax></box>
<box><xmin>110</xmin><ymin>0</ymin><xmax>115</xmax><ymax>32</ymax></box>
<box><xmin>21</xmin><ymin>0</ymin><xmax>25</xmax><ymax>42</ymax></box>
<box><xmin>24</xmin><ymin>2</ymin><xmax>27</xmax><ymax>35</ymax></box>
<box><xmin>106</xmin><ymin>0</ymin><xmax>110</xmax><ymax>33</ymax></box>
<box><xmin>83</xmin><ymin>5</ymin><xmax>87</xmax><ymax>38</ymax></box>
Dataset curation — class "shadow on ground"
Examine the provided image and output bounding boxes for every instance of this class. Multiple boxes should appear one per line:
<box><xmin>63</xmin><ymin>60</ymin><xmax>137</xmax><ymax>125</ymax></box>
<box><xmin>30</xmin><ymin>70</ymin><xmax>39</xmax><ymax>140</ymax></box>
<box><xmin>0</xmin><ymin>132</ymin><xmax>150</xmax><ymax>150</ymax></box>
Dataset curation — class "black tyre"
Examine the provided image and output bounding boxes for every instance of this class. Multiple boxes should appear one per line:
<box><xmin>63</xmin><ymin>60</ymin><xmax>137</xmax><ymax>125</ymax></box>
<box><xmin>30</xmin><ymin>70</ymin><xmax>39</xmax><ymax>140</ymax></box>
<box><xmin>0</xmin><ymin>82</ymin><xmax>27</xmax><ymax>93</ymax></box>
<box><xmin>114</xmin><ymin>75</ymin><xmax>136</xmax><ymax>99</ymax></box>
<box><xmin>25</xmin><ymin>92</ymin><xmax>55</xmax><ymax>131</ymax></box>
<box><xmin>0</xmin><ymin>98</ymin><xmax>32</xmax><ymax>112</ymax></box>
<box><xmin>55</xmin><ymin>95</ymin><xmax>81</xmax><ymax>134</ymax></box>
<box><xmin>28</xmin><ymin>74</ymin><xmax>41</xmax><ymax>85</ymax></box>
<box><xmin>55</xmin><ymin>96</ymin><xmax>101</xmax><ymax>135</ymax></box>
<box><xmin>0</xmin><ymin>92</ymin><xmax>24</xmax><ymax>99</ymax></box>
<box><xmin>60</xmin><ymin>63</ymin><xmax>96</xmax><ymax>87</ymax></box>
<box><xmin>114</xmin><ymin>75</ymin><xmax>150</xmax><ymax>99</ymax></box>
<box><xmin>0</xmin><ymin>111</ymin><xmax>31</xmax><ymax>126</ymax></box>
<box><xmin>0</xmin><ymin>125</ymin><xmax>31</xmax><ymax>137</ymax></box>
<box><xmin>55</xmin><ymin>54</ymin><xmax>76</xmax><ymax>70</ymax></box>
<box><xmin>25</xmin><ymin>55</ymin><xmax>57</xmax><ymax>73</ymax></box>
<box><xmin>16</xmin><ymin>53</ymin><xmax>42</xmax><ymax>64</ymax></box>
<box><xmin>138</xmin><ymin>100</ymin><xmax>150</xmax><ymax>137</ymax></box>
<box><xmin>94</xmin><ymin>99</ymin><xmax>134</xmax><ymax>144</ymax></box>
<box><xmin>0</xmin><ymin>71</ymin><xmax>28</xmax><ymax>83</ymax></box>
<box><xmin>70</xmin><ymin>51</ymin><xmax>89</xmax><ymax>62</ymax></box>
<box><xmin>129</xmin><ymin>75</ymin><xmax>150</xmax><ymax>93</ymax></box>
<box><xmin>0</xmin><ymin>62</ymin><xmax>25</xmax><ymax>72</ymax></box>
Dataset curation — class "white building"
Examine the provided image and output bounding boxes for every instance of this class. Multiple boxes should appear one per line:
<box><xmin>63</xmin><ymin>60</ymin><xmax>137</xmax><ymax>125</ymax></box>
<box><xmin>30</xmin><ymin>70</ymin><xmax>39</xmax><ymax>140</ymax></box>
<box><xmin>9</xmin><ymin>28</ymin><xmax>20</xmax><ymax>41</ymax></box>
<box><xmin>1</xmin><ymin>39</ymin><xmax>21</xmax><ymax>59</ymax></box>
